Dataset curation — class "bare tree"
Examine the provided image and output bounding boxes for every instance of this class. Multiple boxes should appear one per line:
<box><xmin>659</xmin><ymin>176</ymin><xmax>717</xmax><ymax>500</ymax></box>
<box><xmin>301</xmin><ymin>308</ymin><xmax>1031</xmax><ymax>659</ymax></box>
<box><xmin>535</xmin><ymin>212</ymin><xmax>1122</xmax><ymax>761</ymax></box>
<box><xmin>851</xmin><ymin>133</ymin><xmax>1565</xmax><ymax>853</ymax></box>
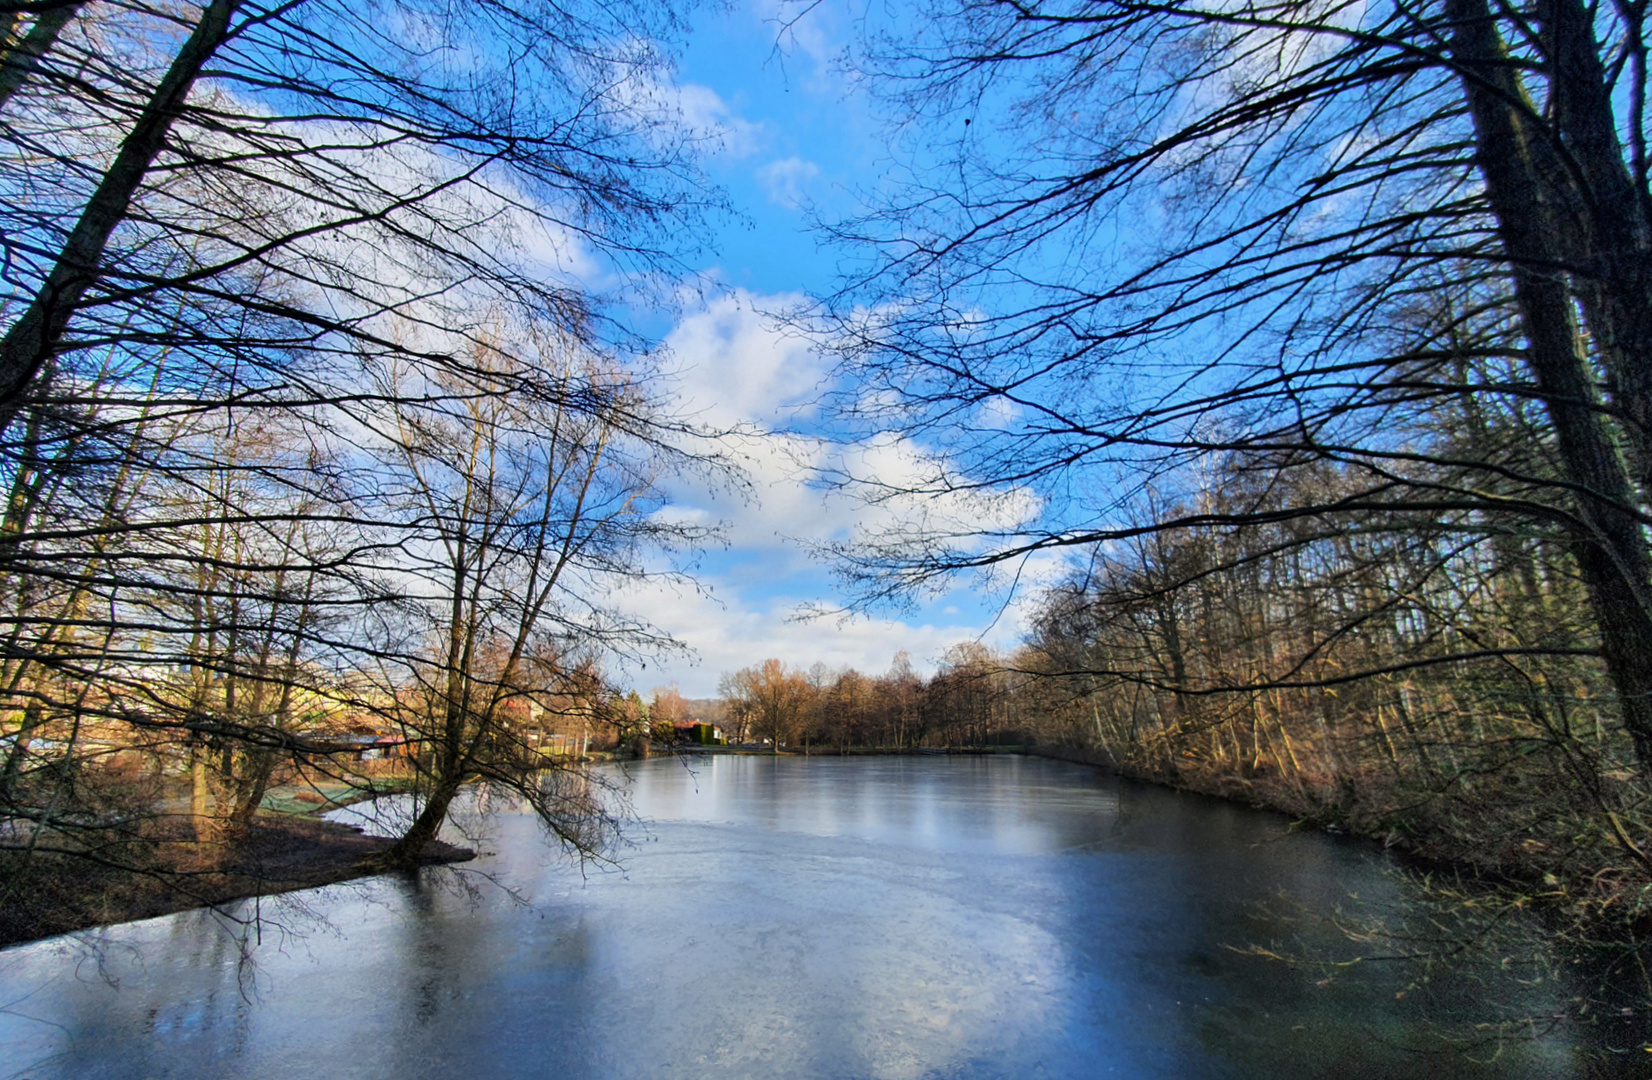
<box><xmin>719</xmin><ymin>658</ymin><xmax>811</xmax><ymax>752</ymax></box>
<box><xmin>367</xmin><ymin>333</ymin><xmax>701</xmax><ymax>866</ymax></box>
<box><xmin>817</xmin><ymin>0</ymin><xmax>1652</xmax><ymax>774</ymax></box>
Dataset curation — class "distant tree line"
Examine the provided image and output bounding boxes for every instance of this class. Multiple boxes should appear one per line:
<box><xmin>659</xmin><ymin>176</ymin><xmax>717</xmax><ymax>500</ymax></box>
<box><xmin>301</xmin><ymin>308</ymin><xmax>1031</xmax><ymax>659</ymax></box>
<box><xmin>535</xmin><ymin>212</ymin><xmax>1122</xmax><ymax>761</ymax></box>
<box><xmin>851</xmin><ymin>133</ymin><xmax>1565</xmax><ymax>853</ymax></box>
<box><xmin>715</xmin><ymin>648</ymin><xmax>1026</xmax><ymax>752</ymax></box>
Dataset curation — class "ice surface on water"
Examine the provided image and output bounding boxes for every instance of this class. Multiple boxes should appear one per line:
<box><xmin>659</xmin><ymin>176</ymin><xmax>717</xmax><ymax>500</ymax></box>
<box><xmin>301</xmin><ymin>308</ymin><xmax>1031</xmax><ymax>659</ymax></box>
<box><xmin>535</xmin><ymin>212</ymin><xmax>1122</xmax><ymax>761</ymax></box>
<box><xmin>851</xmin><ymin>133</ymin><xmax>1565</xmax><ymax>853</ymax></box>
<box><xmin>0</xmin><ymin>756</ymin><xmax>1598</xmax><ymax>1078</ymax></box>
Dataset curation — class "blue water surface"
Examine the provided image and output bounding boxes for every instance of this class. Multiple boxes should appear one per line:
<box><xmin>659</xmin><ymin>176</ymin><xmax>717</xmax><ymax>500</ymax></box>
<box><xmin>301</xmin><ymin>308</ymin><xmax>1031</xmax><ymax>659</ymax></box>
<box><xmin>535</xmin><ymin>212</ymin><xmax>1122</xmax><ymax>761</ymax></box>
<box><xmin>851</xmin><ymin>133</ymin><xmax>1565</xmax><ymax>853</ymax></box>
<box><xmin>0</xmin><ymin>756</ymin><xmax>1624</xmax><ymax>1078</ymax></box>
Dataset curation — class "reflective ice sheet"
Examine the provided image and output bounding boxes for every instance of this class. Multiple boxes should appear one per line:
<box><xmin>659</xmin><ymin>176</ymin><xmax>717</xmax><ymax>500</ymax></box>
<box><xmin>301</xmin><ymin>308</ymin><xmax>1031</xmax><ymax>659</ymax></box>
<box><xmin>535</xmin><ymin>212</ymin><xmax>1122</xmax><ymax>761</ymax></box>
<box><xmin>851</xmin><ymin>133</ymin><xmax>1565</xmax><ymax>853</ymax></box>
<box><xmin>0</xmin><ymin>756</ymin><xmax>1611</xmax><ymax>1078</ymax></box>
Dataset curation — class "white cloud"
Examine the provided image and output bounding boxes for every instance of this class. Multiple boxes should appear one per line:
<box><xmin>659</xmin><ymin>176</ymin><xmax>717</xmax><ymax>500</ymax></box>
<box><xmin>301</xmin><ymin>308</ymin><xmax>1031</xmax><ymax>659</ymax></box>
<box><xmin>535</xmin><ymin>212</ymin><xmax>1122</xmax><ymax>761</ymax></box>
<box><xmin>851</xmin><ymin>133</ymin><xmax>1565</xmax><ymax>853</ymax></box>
<box><xmin>665</xmin><ymin>289</ymin><xmax>825</xmax><ymax>428</ymax></box>
<box><xmin>653</xmin><ymin>291</ymin><xmax>840</xmax><ymax>567</ymax></box>
<box><xmin>673</xmin><ymin>82</ymin><xmax>764</xmax><ymax>159</ymax></box>
<box><xmin>603</xmin><ymin>61</ymin><xmax>764</xmax><ymax>160</ymax></box>
<box><xmin>756</xmin><ymin>156</ymin><xmax>821</xmax><ymax>209</ymax></box>
<box><xmin>660</xmin><ymin>290</ymin><xmax>1041</xmax><ymax>556</ymax></box>
<box><xmin>624</xmin><ymin>289</ymin><xmax>1056</xmax><ymax>692</ymax></box>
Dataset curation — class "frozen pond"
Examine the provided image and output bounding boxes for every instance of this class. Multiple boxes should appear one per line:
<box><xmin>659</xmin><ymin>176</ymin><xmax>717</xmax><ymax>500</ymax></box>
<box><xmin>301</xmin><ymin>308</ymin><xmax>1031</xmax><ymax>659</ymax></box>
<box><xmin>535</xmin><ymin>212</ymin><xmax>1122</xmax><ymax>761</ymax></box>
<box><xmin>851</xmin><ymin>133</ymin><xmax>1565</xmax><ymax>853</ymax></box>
<box><xmin>0</xmin><ymin>755</ymin><xmax>1629</xmax><ymax>1077</ymax></box>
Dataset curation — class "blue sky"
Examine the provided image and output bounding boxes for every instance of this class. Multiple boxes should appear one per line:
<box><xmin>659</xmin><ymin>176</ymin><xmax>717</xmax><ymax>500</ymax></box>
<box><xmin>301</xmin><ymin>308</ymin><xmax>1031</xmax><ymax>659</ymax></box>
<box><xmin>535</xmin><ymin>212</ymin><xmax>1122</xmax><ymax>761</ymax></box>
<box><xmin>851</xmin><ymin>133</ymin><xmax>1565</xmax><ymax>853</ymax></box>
<box><xmin>608</xmin><ymin>1</ymin><xmax>1051</xmax><ymax>697</ymax></box>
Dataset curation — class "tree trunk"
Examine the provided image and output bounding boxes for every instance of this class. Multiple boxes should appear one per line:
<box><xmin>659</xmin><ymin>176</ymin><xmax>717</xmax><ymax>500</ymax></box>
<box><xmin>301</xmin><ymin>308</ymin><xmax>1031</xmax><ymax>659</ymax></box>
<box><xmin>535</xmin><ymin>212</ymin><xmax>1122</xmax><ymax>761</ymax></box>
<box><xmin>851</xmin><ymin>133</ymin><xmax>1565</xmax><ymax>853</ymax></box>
<box><xmin>226</xmin><ymin>747</ymin><xmax>276</xmax><ymax>824</ymax></box>
<box><xmin>0</xmin><ymin>699</ymin><xmax>37</xmax><ymax>799</ymax></box>
<box><xmin>381</xmin><ymin>779</ymin><xmax>461</xmax><ymax>866</ymax></box>
<box><xmin>0</xmin><ymin>0</ymin><xmax>240</xmax><ymax>428</ymax></box>
<box><xmin>0</xmin><ymin>2</ymin><xmax>82</xmax><ymax>115</ymax></box>
<box><xmin>190</xmin><ymin>742</ymin><xmax>211</xmax><ymax>844</ymax></box>
<box><xmin>1536</xmin><ymin>0</ymin><xmax>1652</xmax><ymax>494</ymax></box>
<box><xmin>1450</xmin><ymin>0</ymin><xmax>1652</xmax><ymax>771</ymax></box>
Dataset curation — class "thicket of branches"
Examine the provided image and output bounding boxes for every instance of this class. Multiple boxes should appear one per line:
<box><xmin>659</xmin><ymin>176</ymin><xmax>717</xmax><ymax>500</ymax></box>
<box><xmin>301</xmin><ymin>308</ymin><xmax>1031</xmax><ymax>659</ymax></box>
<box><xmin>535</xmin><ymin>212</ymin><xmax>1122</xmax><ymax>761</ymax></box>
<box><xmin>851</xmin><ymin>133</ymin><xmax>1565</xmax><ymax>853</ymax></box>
<box><xmin>0</xmin><ymin>0</ymin><xmax>727</xmax><ymax>930</ymax></box>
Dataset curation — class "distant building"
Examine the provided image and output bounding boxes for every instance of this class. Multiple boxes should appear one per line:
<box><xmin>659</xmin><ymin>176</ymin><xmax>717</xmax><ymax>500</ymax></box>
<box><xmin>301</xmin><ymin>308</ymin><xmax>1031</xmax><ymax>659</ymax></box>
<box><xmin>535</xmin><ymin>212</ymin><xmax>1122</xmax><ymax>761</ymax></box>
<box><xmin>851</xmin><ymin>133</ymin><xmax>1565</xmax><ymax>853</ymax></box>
<box><xmin>677</xmin><ymin>721</ymin><xmax>722</xmax><ymax>745</ymax></box>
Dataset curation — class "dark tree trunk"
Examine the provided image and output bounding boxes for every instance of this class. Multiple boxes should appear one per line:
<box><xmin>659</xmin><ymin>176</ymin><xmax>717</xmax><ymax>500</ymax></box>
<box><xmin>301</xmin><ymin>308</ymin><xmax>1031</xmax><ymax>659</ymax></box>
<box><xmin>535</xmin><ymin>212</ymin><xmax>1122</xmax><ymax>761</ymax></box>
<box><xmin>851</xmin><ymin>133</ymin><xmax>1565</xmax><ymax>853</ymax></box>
<box><xmin>0</xmin><ymin>0</ymin><xmax>240</xmax><ymax>429</ymax></box>
<box><xmin>1451</xmin><ymin>0</ymin><xmax>1652</xmax><ymax>771</ymax></box>
<box><xmin>381</xmin><ymin>779</ymin><xmax>462</xmax><ymax>866</ymax></box>
<box><xmin>0</xmin><ymin>2</ymin><xmax>83</xmax><ymax>114</ymax></box>
<box><xmin>1537</xmin><ymin>0</ymin><xmax>1652</xmax><ymax>495</ymax></box>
